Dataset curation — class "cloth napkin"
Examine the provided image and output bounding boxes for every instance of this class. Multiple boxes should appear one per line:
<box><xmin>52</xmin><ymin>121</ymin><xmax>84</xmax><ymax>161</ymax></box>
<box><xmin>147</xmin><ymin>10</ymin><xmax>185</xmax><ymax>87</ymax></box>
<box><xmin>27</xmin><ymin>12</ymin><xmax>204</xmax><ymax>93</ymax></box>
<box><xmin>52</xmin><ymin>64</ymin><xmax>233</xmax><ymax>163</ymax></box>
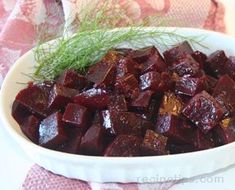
<box><xmin>0</xmin><ymin>0</ymin><xmax>229</xmax><ymax>189</ymax></box>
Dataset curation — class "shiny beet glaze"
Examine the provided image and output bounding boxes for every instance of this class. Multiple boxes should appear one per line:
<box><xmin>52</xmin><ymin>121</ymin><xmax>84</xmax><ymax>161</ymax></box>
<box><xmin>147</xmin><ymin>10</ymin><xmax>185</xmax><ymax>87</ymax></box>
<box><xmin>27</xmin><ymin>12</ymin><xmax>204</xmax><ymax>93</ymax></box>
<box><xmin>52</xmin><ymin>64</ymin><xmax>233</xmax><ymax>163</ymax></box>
<box><xmin>12</xmin><ymin>42</ymin><xmax>235</xmax><ymax>156</ymax></box>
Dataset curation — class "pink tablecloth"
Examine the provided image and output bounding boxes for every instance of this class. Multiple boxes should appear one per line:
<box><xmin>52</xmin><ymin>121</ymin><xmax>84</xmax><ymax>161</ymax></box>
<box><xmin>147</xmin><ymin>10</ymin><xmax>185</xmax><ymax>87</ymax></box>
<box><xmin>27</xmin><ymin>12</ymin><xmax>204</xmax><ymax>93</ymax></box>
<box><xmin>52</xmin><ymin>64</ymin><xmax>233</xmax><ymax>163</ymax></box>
<box><xmin>0</xmin><ymin>0</ymin><xmax>228</xmax><ymax>189</ymax></box>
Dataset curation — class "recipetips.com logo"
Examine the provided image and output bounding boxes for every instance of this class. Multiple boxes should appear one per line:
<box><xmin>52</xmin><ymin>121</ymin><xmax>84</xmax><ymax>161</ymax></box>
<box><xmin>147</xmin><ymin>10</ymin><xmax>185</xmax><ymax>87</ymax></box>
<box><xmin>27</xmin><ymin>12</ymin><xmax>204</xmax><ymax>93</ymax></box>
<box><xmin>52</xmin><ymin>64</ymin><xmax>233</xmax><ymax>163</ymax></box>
<box><xmin>136</xmin><ymin>174</ymin><xmax>224</xmax><ymax>184</ymax></box>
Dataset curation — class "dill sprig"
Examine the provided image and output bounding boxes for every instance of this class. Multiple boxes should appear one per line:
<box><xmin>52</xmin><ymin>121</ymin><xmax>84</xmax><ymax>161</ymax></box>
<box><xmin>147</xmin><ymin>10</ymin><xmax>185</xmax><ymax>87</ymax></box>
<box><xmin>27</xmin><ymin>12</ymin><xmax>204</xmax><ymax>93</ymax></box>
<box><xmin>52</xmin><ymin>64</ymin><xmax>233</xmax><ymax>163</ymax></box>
<box><xmin>33</xmin><ymin>0</ymin><xmax>207</xmax><ymax>81</ymax></box>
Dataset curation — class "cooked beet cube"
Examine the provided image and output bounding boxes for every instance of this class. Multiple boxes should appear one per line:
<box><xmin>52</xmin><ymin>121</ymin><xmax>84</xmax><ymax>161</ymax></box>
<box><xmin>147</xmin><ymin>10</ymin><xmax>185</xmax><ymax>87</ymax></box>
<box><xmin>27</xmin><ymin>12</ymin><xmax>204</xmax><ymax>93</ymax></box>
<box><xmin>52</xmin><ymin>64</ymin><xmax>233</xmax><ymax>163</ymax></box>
<box><xmin>213</xmin><ymin>75</ymin><xmax>235</xmax><ymax>116</ymax></box>
<box><xmin>166</xmin><ymin>139</ymin><xmax>195</xmax><ymax>154</ymax></box>
<box><xmin>170</xmin><ymin>55</ymin><xmax>200</xmax><ymax>77</ymax></box>
<box><xmin>108</xmin><ymin>94</ymin><xmax>128</xmax><ymax>112</ymax></box>
<box><xmin>79</xmin><ymin>124</ymin><xmax>105</xmax><ymax>155</ymax></box>
<box><xmin>155</xmin><ymin>114</ymin><xmax>192</xmax><ymax>143</ymax></box>
<box><xmin>62</xmin><ymin>103</ymin><xmax>89</xmax><ymax>129</ymax></box>
<box><xmin>15</xmin><ymin>84</ymin><xmax>49</xmax><ymax>118</ymax></box>
<box><xmin>163</xmin><ymin>41</ymin><xmax>194</xmax><ymax>65</ymax></box>
<box><xmin>191</xmin><ymin>50</ymin><xmax>207</xmax><ymax>69</ymax></box>
<box><xmin>182</xmin><ymin>91</ymin><xmax>225</xmax><ymax>133</ymax></box>
<box><xmin>192</xmin><ymin>129</ymin><xmax>214</xmax><ymax>150</ymax></box>
<box><xmin>39</xmin><ymin>112</ymin><xmax>68</xmax><ymax>148</ymax></box>
<box><xmin>57</xmin><ymin>69</ymin><xmax>87</xmax><ymax>90</ymax></box>
<box><xmin>21</xmin><ymin>115</ymin><xmax>40</xmax><ymax>144</ymax></box>
<box><xmin>130</xmin><ymin>90</ymin><xmax>153</xmax><ymax>112</ymax></box>
<box><xmin>116</xmin><ymin>57</ymin><xmax>139</xmax><ymax>78</ymax></box>
<box><xmin>115</xmin><ymin>74</ymin><xmax>139</xmax><ymax>99</ymax></box>
<box><xmin>12</xmin><ymin>100</ymin><xmax>31</xmax><ymax>125</ymax></box>
<box><xmin>101</xmin><ymin>50</ymin><xmax>120</xmax><ymax>64</ymax></box>
<box><xmin>213</xmin><ymin>117</ymin><xmax>235</xmax><ymax>145</ymax></box>
<box><xmin>104</xmin><ymin>135</ymin><xmax>142</xmax><ymax>156</ymax></box>
<box><xmin>205</xmin><ymin>75</ymin><xmax>218</xmax><ymax>94</ymax></box>
<box><xmin>131</xmin><ymin>46</ymin><xmax>159</xmax><ymax>63</ymax></box>
<box><xmin>73</xmin><ymin>88</ymin><xmax>109</xmax><ymax>108</ymax></box>
<box><xmin>175</xmin><ymin>76</ymin><xmax>206</xmax><ymax>96</ymax></box>
<box><xmin>86</xmin><ymin>61</ymin><xmax>116</xmax><ymax>88</ymax></box>
<box><xmin>140</xmin><ymin>129</ymin><xmax>167</xmax><ymax>155</ymax></box>
<box><xmin>48</xmin><ymin>84</ymin><xmax>78</xmax><ymax>110</ymax></box>
<box><xmin>159</xmin><ymin>92</ymin><xmax>184</xmax><ymax>116</ymax></box>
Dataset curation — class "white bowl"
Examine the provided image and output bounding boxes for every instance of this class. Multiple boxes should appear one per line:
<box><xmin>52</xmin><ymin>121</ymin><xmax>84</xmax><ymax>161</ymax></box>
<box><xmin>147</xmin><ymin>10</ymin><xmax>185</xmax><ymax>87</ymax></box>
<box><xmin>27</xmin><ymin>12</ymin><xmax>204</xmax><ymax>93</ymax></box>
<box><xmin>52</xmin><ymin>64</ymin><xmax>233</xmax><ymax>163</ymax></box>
<box><xmin>1</xmin><ymin>27</ymin><xmax>235</xmax><ymax>183</ymax></box>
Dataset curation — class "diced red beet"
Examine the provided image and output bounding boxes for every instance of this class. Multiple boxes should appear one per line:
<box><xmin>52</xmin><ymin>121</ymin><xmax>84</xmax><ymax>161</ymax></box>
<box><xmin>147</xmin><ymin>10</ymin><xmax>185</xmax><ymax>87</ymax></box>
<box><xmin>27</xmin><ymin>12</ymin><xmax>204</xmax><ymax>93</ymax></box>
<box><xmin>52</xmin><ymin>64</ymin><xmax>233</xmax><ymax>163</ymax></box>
<box><xmin>79</xmin><ymin>124</ymin><xmax>105</xmax><ymax>155</ymax></box>
<box><xmin>21</xmin><ymin>115</ymin><xmax>40</xmax><ymax>144</ymax></box>
<box><xmin>57</xmin><ymin>69</ymin><xmax>87</xmax><ymax>90</ymax></box>
<box><xmin>213</xmin><ymin>117</ymin><xmax>235</xmax><ymax>145</ymax></box>
<box><xmin>163</xmin><ymin>41</ymin><xmax>194</xmax><ymax>65</ymax></box>
<box><xmin>166</xmin><ymin>139</ymin><xmax>195</xmax><ymax>154</ymax></box>
<box><xmin>192</xmin><ymin>129</ymin><xmax>214</xmax><ymax>150</ymax></box>
<box><xmin>39</xmin><ymin>112</ymin><xmax>68</xmax><ymax>148</ymax></box>
<box><xmin>104</xmin><ymin>135</ymin><xmax>142</xmax><ymax>156</ymax></box>
<box><xmin>130</xmin><ymin>46</ymin><xmax>159</xmax><ymax>63</ymax></box>
<box><xmin>116</xmin><ymin>57</ymin><xmax>139</xmax><ymax>78</ymax></box>
<box><xmin>108</xmin><ymin>94</ymin><xmax>128</xmax><ymax>112</ymax></box>
<box><xmin>15</xmin><ymin>84</ymin><xmax>50</xmax><ymax>118</ymax></box>
<box><xmin>130</xmin><ymin>90</ymin><xmax>153</xmax><ymax>112</ymax></box>
<box><xmin>155</xmin><ymin>114</ymin><xmax>193</xmax><ymax>144</ymax></box>
<box><xmin>205</xmin><ymin>75</ymin><xmax>218</xmax><ymax>94</ymax></box>
<box><xmin>73</xmin><ymin>88</ymin><xmax>109</xmax><ymax>108</ymax></box>
<box><xmin>182</xmin><ymin>91</ymin><xmax>225</xmax><ymax>133</ymax></box>
<box><xmin>191</xmin><ymin>50</ymin><xmax>207</xmax><ymax>69</ymax></box>
<box><xmin>140</xmin><ymin>129</ymin><xmax>167</xmax><ymax>156</ymax></box>
<box><xmin>12</xmin><ymin>100</ymin><xmax>31</xmax><ymax>125</ymax></box>
<box><xmin>48</xmin><ymin>84</ymin><xmax>78</xmax><ymax>111</ymax></box>
<box><xmin>213</xmin><ymin>75</ymin><xmax>235</xmax><ymax>116</ymax></box>
<box><xmin>159</xmin><ymin>92</ymin><xmax>184</xmax><ymax>116</ymax></box>
<box><xmin>175</xmin><ymin>76</ymin><xmax>206</xmax><ymax>96</ymax></box>
<box><xmin>144</xmin><ymin>94</ymin><xmax>162</xmax><ymax>122</ymax></box>
<box><xmin>101</xmin><ymin>50</ymin><xmax>121</xmax><ymax>65</ymax></box>
<box><xmin>86</xmin><ymin>61</ymin><xmax>116</xmax><ymax>88</ymax></box>
<box><xmin>170</xmin><ymin>55</ymin><xmax>200</xmax><ymax>77</ymax></box>
<box><xmin>62</xmin><ymin>103</ymin><xmax>89</xmax><ymax>130</ymax></box>
<box><xmin>115</xmin><ymin>74</ymin><xmax>139</xmax><ymax>99</ymax></box>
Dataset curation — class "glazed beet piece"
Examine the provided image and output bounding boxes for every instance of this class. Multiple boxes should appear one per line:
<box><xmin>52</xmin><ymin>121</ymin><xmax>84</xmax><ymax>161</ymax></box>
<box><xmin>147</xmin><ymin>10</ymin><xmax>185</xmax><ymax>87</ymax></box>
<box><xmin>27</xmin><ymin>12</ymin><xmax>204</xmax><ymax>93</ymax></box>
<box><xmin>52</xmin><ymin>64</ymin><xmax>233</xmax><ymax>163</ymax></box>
<box><xmin>62</xmin><ymin>103</ymin><xmax>89</xmax><ymax>130</ymax></box>
<box><xmin>104</xmin><ymin>135</ymin><xmax>142</xmax><ymax>156</ymax></box>
<box><xmin>15</xmin><ymin>84</ymin><xmax>49</xmax><ymax>118</ymax></box>
<box><xmin>170</xmin><ymin>55</ymin><xmax>200</xmax><ymax>77</ymax></box>
<box><xmin>175</xmin><ymin>76</ymin><xmax>206</xmax><ymax>96</ymax></box>
<box><xmin>213</xmin><ymin>75</ymin><xmax>235</xmax><ymax>116</ymax></box>
<box><xmin>191</xmin><ymin>50</ymin><xmax>207</xmax><ymax>69</ymax></box>
<box><xmin>155</xmin><ymin>114</ymin><xmax>192</xmax><ymax>144</ymax></box>
<box><xmin>182</xmin><ymin>91</ymin><xmax>225</xmax><ymax>133</ymax></box>
<box><xmin>21</xmin><ymin>115</ymin><xmax>40</xmax><ymax>144</ymax></box>
<box><xmin>140</xmin><ymin>129</ymin><xmax>167</xmax><ymax>156</ymax></box>
<box><xmin>57</xmin><ymin>69</ymin><xmax>87</xmax><ymax>90</ymax></box>
<box><xmin>108</xmin><ymin>94</ymin><xmax>128</xmax><ymax>112</ymax></box>
<box><xmin>86</xmin><ymin>61</ymin><xmax>116</xmax><ymax>88</ymax></box>
<box><xmin>131</xmin><ymin>46</ymin><xmax>160</xmax><ymax>63</ymax></box>
<box><xmin>73</xmin><ymin>88</ymin><xmax>109</xmax><ymax>108</ymax></box>
<box><xmin>115</xmin><ymin>74</ymin><xmax>139</xmax><ymax>99</ymax></box>
<box><xmin>39</xmin><ymin>112</ymin><xmax>68</xmax><ymax>148</ymax></box>
<box><xmin>213</xmin><ymin>117</ymin><xmax>235</xmax><ymax>145</ymax></box>
<box><xmin>101</xmin><ymin>50</ymin><xmax>120</xmax><ymax>65</ymax></box>
<box><xmin>159</xmin><ymin>92</ymin><xmax>184</xmax><ymax>116</ymax></box>
<box><xmin>205</xmin><ymin>75</ymin><xmax>217</xmax><ymax>94</ymax></box>
<box><xmin>116</xmin><ymin>57</ymin><xmax>139</xmax><ymax>79</ymax></box>
<box><xmin>163</xmin><ymin>41</ymin><xmax>194</xmax><ymax>65</ymax></box>
<box><xmin>130</xmin><ymin>90</ymin><xmax>153</xmax><ymax>112</ymax></box>
<box><xmin>48</xmin><ymin>84</ymin><xmax>78</xmax><ymax>111</ymax></box>
<box><xmin>12</xmin><ymin>100</ymin><xmax>31</xmax><ymax>125</ymax></box>
<box><xmin>192</xmin><ymin>129</ymin><xmax>214</xmax><ymax>150</ymax></box>
<box><xmin>166</xmin><ymin>139</ymin><xmax>195</xmax><ymax>154</ymax></box>
<box><xmin>79</xmin><ymin>124</ymin><xmax>105</xmax><ymax>155</ymax></box>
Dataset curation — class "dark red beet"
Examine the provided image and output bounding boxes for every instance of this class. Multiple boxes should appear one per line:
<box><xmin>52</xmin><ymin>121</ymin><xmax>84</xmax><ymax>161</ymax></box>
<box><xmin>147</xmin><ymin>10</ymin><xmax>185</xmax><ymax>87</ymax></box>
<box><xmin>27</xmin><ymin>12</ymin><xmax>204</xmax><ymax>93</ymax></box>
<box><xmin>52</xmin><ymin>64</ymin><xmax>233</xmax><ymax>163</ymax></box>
<box><xmin>62</xmin><ymin>103</ymin><xmax>89</xmax><ymax>129</ymax></box>
<box><xmin>166</xmin><ymin>139</ymin><xmax>195</xmax><ymax>154</ymax></box>
<box><xmin>115</xmin><ymin>74</ymin><xmax>139</xmax><ymax>99</ymax></box>
<box><xmin>163</xmin><ymin>41</ymin><xmax>194</xmax><ymax>65</ymax></box>
<box><xmin>73</xmin><ymin>88</ymin><xmax>109</xmax><ymax>108</ymax></box>
<box><xmin>170</xmin><ymin>55</ymin><xmax>200</xmax><ymax>77</ymax></box>
<box><xmin>175</xmin><ymin>76</ymin><xmax>206</xmax><ymax>96</ymax></box>
<box><xmin>15</xmin><ymin>84</ymin><xmax>49</xmax><ymax>118</ymax></box>
<box><xmin>159</xmin><ymin>92</ymin><xmax>184</xmax><ymax>116</ymax></box>
<box><xmin>116</xmin><ymin>57</ymin><xmax>139</xmax><ymax>78</ymax></box>
<box><xmin>79</xmin><ymin>124</ymin><xmax>105</xmax><ymax>155</ymax></box>
<box><xmin>39</xmin><ymin>112</ymin><xmax>68</xmax><ymax>148</ymax></box>
<box><xmin>191</xmin><ymin>50</ymin><xmax>207</xmax><ymax>69</ymax></box>
<box><xmin>213</xmin><ymin>75</ymin><xmax>235</xmax><ymax>116</ymax></box>
<box><xmin>155</xmin><ymin>114</ymin><xmax>192</xmax><ymax>144</ymax></box>
<box><xmin>21</xmin><ymin>115</ymin><xmax>40</xmax><ymax>144</ymax></box>
<box><xmin>140</xmin><ymin>129</ymin><xmax>167</xmax><ymax>155</ymax></box>
<box><xmin>104</xmin><ymin>135</ymin><xmax>142</xmax><ymax>156</ymax></box>
<box><xmin>108</xmin><ymin>94</ymin><xmax>128</xmax><ymax>112</ymax></box>
<box><xmin>86</xmin><ymin>61</ymin><xmax>116</xmax><ymax>88</ymax></box>
<box><xmin>192</xmin><ymin>129</ymin><xmax>214</xmax><ymax>150</ymax></box>
<box><xmin>57</xmin><ymin>69</ymin><xmax>87</xmax><ymax>90</ymax></box>
<box><xmin>12</xmin><ymin>100</ymin><xmax>31</xmax><ymax>125</ymax></box>
<box><xmin>205</xmin><ymin>75</ymin><xmax>218</xmax><ymax>94</ymax></box>
<box><xmin>182</xmin><ymin>91</ymin><xmax>225</xmax><ymax>133</ymax></box>
<box><xmin>130</xmin><ymin>90</ymin><xmax>153</xmax><ymax>112</ymax></box>
<box><xmin>48</xmin><ymin>84</ymin><xmax>78</xmax><ymax>111</ymax></box>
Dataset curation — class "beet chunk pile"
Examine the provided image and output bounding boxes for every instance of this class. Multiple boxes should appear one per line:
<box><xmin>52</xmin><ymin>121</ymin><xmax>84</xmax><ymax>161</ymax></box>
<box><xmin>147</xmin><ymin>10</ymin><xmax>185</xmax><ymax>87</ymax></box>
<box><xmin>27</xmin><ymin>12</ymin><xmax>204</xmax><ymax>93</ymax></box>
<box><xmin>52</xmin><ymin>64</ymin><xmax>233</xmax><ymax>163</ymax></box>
<box><xmin>12</xmin><ymin>41</ymin><xmax>235</xmax><ymax>156</ymax></box>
